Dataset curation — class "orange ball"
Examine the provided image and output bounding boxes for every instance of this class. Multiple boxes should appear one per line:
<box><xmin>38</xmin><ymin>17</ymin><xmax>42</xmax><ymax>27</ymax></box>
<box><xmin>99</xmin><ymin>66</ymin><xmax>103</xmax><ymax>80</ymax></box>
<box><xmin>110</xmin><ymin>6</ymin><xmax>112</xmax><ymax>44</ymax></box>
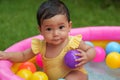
<box><xmin>106</xmin><ymin>52</ymin><xmax>120</xmax><ymax>69</ymax></box>
<box><xmin>30</xmin><ymin>71</ymin><xmax>48</xmax><ymax>80</ymax></box>
<box><xmin>18</xmin><ymin>62</ymin><xmax>36</xmax><ymax>73</ymax></box>
<box><xmin>16</xmin><ymin>69</ymin><xmax>32</xmax><ymax>80</ymax></box>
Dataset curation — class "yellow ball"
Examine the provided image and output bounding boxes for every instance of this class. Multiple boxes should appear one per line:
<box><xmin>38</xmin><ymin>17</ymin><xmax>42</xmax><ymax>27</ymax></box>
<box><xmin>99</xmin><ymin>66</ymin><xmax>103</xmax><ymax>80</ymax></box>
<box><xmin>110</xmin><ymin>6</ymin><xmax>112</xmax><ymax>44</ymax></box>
<box><xmin>16</xmin><ymin>69</ymin><xmax>32</xmax><ymax>80</ymax></box>
<box><xmin>106</xmin><ymin>52</ymin><xmax>120</xmax><ymax>69</ymax></box>
<box><xmin>11</xmin><ymin>63</ymin><xmax>21</xmax><ymax>73</ymax></box>
<box><xmin>91</xmin><ymin>40</ymin><xmax>110</xmax><ymax>48</ymax></box>
<box><xmin>30</xmin><ymin>71</ymin><xmax>48</xmax><ymax>80</ymax></box>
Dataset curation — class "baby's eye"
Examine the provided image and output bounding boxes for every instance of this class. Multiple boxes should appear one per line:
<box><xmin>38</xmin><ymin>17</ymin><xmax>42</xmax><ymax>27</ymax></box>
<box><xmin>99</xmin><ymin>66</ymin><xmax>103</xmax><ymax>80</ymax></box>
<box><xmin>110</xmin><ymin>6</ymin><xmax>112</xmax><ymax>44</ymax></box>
<box><xmin>46</xmin><ymin>28</ymin><xmax>52</xmax><ymax>31</ymax></box>
<box><xmin>59</xmin><ymin>26</ymin><xmax>65</xmax><ymax>29</ymax></box>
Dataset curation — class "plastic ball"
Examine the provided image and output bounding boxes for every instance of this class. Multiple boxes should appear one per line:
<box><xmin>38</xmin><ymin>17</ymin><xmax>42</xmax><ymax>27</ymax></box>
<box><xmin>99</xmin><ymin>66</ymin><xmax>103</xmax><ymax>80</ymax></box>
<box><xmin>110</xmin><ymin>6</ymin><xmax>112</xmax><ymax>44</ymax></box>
<box><xmin>30</xmin><ymin>71</ymin><xmax>48</xmax><ymax>80</ymax></box>
<box><xmin>58</xmin><ymin>78</ymin><xmax>65</xmax><ymax>80</ymax></box>
<box><xmin>105</xmin><ymin>41</ymin><xmax>120</xmax><ymax>54</ymax></box>
<box><xmin>64</xmin><ymin>50</ymin><xmax>80</xmax><ymax>68</ymax></box>
<box><xmin>29</xmin><ymin>56</ymin><xmax>36</xmax><ymax>63</ymax></box>
<box><xmin>106</xmin><ymin>52</ymin><xmax>120</xmax><ymax>69</ymax></box>
<box><xmin>11</xmin><ymin>63</ymin><xmax>21</xmax><ymax>73</ymax></box>
<box><xmin>16</xmin><ymin>69</ymin><xmax>32</xmax><ymax>80</ymax></box>
<box><xmin>92</xmin><ymin>46</ymin><xmax>106</xmax><ymax>62</ymax></box>
<box><xmin>18</xmin><ymin>62</ymin><xmax>36</xmax><ymax>73</ymax></box>
<box><xmin>36</xmin><ymin>54</ymin><xmax>43</xmax><ymax>68</ymax></box>
<box><xmin>92</xmin><ymin>40</ymin><xmax>110</xmax><ymax>49</ymax></box>
<box><xmin>85</xmin><ymin>41</ymin><xmax>94</xmax><ymax>47</ymax></box>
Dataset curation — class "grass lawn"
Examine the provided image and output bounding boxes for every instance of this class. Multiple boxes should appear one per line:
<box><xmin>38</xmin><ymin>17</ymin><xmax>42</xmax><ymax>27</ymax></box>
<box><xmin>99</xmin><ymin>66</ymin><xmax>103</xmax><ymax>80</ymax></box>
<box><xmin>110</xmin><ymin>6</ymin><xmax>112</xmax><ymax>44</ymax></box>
<box><xmin>0</xmin><ymin>0</ymin><xmax>120</xmax><ymax>50</ymax></box>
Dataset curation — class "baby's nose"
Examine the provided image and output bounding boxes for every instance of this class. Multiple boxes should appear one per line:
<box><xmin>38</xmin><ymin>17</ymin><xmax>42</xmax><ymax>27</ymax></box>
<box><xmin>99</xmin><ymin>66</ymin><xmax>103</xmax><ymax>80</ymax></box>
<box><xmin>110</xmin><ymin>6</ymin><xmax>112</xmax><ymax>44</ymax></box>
<box><xmin>53</xmin><ymin>30</ymin><xmax>59</xmax><ymax>36</ymax></box>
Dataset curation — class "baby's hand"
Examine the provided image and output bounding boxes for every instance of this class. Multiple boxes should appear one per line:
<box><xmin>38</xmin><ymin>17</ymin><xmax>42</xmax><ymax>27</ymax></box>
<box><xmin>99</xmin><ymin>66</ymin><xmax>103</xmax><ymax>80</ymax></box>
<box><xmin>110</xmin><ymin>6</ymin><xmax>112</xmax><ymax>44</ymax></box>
<box><xmin>0</xmin><ymin>51</ymin><xmax>7</xmax><ymax>60</ymax></box>
<box><xmin>75</xmin><ymin>49</ymin><xmax>89</xmax><ymax>68</ymax></box>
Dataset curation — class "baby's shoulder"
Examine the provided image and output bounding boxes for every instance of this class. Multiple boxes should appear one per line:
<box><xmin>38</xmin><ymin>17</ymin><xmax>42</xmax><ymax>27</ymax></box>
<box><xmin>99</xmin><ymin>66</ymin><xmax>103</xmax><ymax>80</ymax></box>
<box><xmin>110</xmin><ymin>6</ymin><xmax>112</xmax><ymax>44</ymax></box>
<box><xmin>31</xmin><ymin>38</ymin><xmax>45</xmax><ymax>54</ymax></box>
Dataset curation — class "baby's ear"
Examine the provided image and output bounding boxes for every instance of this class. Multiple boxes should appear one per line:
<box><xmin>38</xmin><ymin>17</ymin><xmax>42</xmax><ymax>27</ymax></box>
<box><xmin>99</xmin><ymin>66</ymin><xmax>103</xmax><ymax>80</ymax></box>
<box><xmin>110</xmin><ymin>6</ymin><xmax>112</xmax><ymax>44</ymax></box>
<box><xmin>68</xmin><ymin>21</ymin><xmax>72</xmax><ymax>31</ymax></box>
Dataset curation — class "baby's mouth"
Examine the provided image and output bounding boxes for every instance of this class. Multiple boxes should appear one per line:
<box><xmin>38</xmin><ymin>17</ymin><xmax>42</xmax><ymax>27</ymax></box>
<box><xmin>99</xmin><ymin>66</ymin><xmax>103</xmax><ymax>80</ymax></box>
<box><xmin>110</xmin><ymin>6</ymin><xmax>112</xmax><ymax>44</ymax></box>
<box><xmin>52</xmin><ymin>38</ymin><xmax>60</xmax><ymax>41</ymax></box>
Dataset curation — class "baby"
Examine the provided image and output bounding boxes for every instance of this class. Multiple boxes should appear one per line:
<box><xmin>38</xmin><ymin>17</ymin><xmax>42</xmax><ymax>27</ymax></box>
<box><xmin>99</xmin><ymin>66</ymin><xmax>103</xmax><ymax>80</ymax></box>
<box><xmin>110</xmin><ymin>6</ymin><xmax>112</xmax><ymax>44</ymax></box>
<box><xmin>0</xmin><ymin>0</ymin><xmax>96</xmax><ymax>80</ymax></box>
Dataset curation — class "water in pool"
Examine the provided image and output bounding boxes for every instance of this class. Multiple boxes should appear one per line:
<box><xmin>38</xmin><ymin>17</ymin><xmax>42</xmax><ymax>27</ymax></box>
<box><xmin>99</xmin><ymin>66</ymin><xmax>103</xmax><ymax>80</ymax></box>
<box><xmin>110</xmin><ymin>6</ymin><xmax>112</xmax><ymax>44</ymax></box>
<box><xmin>85</xmin><ymin>62</ymin><xmax>120</xmax><ymax>80</ymax></box>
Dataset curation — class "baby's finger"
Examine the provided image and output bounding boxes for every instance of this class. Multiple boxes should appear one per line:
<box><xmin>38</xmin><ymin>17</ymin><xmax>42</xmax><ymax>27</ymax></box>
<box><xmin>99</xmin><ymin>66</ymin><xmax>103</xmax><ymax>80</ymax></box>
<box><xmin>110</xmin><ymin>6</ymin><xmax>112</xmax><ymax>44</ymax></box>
<box><xmin>0</xmin><ymin>55</ymin><xmax>4</xmax><ymax>59</ymax></box>
<box><xmin>76</xmin><ymin>49</ymin><xmax>83</xmax><ymax>53</ymax></box>
<box><xmin>75</xmin><ymin>52</ymin><xmax>84</xmax><ymax>57</ymax></box>
<box><xmin>75</xmin><ymin>57</ymin><xmax>84</xmax><ymax>62</ymax></box>
<box><xmin>75</xmin><ymin>61</ymin><xmax>86</xmax><ymax>67</ymax></box>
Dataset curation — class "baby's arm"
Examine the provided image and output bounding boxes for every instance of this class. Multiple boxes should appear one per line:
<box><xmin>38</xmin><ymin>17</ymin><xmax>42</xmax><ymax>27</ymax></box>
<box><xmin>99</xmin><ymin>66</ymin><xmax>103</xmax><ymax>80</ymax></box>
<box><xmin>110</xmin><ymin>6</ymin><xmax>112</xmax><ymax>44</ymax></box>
<box><xmin>75</xmin><ymin>40</ymin><xmax>96</xmax><ymax>67</ymax></box>
<box><xmin>0</xmin><ymin>48</ymin><xmax>36</xmax><ymax>62</ymax></box>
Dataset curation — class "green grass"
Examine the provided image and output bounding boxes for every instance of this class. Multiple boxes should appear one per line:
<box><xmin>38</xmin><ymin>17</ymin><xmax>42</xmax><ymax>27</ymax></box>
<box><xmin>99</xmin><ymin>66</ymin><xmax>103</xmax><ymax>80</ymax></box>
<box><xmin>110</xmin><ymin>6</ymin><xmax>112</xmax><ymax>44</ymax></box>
<box><xmin>0</xmin><ymin>0</ymin><xmax>120</xmax><ymax>50</ymax></box>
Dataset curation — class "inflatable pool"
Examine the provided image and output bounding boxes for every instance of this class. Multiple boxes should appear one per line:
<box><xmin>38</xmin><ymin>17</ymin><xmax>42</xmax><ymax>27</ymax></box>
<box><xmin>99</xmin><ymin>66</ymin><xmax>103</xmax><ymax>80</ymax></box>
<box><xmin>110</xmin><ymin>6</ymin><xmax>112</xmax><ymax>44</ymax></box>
<box><xmin>0</xmin><ymin>26</ymin><xmax>120</xmax><ymax>80</ymax></box>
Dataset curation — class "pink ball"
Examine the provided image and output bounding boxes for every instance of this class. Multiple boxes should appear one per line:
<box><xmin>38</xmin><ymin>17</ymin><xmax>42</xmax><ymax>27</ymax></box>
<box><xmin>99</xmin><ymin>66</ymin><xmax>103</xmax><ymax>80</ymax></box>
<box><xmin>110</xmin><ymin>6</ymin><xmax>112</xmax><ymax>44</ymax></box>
<box><xmin>36</xmin><ymin>54</ymin><xmax>43</xmax><ymax>68</ymax></box>
<box><xmin>92</xmin><ymin>46</ymin><xmax>106</xmax><ymax>62</ymax></box>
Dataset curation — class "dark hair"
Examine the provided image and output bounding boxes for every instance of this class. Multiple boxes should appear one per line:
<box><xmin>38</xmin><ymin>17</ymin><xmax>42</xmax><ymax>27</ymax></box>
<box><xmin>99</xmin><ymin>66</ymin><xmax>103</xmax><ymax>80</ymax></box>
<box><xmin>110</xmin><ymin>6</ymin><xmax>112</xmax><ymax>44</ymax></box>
<box><xmin>37</xmin><ymin>0</ymin><xmax>70</xmax><ymax>27</ymax></box>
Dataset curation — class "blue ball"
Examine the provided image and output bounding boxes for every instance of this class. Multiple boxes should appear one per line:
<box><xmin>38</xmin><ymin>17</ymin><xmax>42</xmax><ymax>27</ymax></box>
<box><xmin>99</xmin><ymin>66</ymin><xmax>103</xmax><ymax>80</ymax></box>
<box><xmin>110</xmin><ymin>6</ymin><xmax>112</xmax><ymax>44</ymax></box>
<box><xmin>105</xmin><ymin>42</ymin><xmax>120</xmax><ymax>54</ymax></box>
<box><xmin>58</xmin><ymin>78</ymin><xmax>65</xmax><ymax>80</ymax></box>
<box><xmin>85</xmin><ymin>41</ymin><xmax>94</xmax><ymax>47</ymax></box>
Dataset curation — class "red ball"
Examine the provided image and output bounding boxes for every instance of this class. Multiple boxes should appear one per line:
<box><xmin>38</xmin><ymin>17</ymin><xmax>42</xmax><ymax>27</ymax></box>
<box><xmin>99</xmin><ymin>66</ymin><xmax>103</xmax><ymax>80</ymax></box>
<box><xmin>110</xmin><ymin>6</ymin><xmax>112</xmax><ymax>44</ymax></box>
<box><xmin>18</xmin><ymin>62</ymin><xmax>36</xmax><ymax>73</ymax></box>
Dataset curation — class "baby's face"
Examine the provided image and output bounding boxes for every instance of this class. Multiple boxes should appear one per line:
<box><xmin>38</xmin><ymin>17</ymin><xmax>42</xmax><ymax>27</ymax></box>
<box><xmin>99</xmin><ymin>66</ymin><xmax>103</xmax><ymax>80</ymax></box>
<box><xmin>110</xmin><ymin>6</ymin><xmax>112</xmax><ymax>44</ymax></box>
<box><xmin>40</xmin><ymin>14</ymin><xmax>72</xmax><ymax>46</ymax></box>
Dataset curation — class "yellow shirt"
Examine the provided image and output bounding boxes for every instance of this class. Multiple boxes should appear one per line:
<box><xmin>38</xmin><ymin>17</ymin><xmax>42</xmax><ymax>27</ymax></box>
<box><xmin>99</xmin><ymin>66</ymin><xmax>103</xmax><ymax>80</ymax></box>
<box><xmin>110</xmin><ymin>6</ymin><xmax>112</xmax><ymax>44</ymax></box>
<box><xmin>31</xmin><ymin>35</ymin><xmax>87</xmax><ymax>80</ymax></box>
